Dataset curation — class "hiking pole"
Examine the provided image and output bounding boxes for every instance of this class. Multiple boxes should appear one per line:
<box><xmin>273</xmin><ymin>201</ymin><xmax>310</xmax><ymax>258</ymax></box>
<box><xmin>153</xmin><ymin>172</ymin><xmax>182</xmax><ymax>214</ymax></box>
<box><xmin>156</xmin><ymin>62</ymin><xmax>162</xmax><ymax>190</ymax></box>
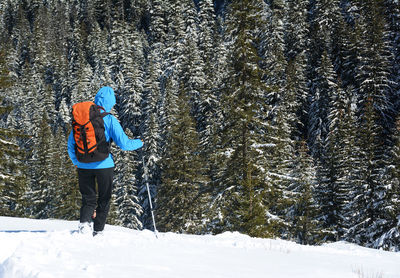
<box><xmin>142</xmin><ymin>153</ymin><xmax>158</xmax><ymax>238</ymax></box>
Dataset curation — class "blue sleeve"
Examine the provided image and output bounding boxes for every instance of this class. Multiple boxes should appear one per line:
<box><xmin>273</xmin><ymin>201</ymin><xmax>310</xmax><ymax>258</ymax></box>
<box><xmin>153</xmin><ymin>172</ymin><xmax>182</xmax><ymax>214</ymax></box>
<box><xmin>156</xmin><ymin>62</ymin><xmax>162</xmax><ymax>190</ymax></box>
<box><xmin>67</xmin><ymin>131</ymin><xmax>79</xmax><ymax>166</ymax></box>
<box><xmin>108</xmin><ymin>116</ymin><xmax>144</xmax><ymax>151</ymax></box>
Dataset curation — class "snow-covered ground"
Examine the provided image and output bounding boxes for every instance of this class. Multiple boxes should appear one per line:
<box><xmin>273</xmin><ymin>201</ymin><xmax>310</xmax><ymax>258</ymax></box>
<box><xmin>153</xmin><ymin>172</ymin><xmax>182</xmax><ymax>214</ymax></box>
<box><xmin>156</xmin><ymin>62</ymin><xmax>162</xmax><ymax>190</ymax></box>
<box><xmin>0</xmin><ymin>216</ymin><xmax>399</xmax><ymax>278</ymax></box>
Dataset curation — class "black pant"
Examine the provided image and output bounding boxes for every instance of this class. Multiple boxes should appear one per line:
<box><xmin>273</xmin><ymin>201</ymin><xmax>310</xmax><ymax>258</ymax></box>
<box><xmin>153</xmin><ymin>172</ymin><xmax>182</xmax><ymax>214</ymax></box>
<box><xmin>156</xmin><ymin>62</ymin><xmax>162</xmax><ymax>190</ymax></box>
<box><xmin>78</xmin><ymin>167</ymin><xmax>114</xmax><ymax>232</ymax></box>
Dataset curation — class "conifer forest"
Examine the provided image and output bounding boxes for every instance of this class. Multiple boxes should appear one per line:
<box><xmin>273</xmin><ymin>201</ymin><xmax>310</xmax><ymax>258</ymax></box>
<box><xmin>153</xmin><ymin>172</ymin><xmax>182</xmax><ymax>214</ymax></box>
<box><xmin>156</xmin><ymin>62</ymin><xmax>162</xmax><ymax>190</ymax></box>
<box><xmin>1</xmin><ymin>0</ymin><xmax>400</xmax><ymax>251</ymax></box>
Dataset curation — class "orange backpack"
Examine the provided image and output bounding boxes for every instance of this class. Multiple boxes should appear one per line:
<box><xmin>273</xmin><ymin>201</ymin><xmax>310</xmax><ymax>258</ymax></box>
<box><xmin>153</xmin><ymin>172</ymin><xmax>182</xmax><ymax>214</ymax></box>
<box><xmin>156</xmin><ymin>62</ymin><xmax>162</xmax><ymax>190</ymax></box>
<box><xmin>71</xmin><ymin>101</ymin><xmax>110</xmax><ymax>163</ymax></box>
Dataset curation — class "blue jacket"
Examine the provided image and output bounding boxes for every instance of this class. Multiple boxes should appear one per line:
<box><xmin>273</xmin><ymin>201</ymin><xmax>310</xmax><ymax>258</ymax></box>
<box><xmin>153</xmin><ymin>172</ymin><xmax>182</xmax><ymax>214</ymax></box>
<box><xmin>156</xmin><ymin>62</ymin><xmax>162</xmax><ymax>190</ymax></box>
<box><xmin>68</xmin><ymin>86</ymin><xmax>143</xmax><ymax>169</ymax></box>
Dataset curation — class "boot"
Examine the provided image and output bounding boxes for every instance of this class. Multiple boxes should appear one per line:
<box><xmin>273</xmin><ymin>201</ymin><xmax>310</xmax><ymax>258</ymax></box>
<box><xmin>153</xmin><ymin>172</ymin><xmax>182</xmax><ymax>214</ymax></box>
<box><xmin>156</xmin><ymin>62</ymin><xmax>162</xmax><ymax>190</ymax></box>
<box><xmin>78</xmin><ymin>222</ymin><xmax>92</xmax><ymax>235</ymax></box>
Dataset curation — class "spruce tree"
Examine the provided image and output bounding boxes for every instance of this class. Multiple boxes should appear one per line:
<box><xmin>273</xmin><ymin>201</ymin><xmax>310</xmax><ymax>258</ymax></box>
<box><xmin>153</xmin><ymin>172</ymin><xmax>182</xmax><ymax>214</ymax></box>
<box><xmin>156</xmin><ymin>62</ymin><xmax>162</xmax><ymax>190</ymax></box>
<box><xmin>118</xmin><ymin>26</ymin><xmax>146</xmax><ymax>134</ymax></box>
<box><xmin>112</xmin><ymin>129</ymin><xmax>143</xmax><ymax>230</ymax></box>
<box><xmin>354</xmin><ymin>0</ymin><xmax>392</xmax><ymax>127</ymax></box>
<box><xmin>339</xmin><ymin>2</ymin><xmax>364</xmax><ymax>90</ymax></box>
<box><xmin>307</xmin><ymin>0</ymin><xmax>343</xmax><ymax>159</ymax></box>
<box><xmin>198</xmin><ymin>0</ymin><xmax>218</xmax><ymax>76</ymax></box>
<box><xmin>28</xmin><ymin>111</ymin><xmax>56</xmax><ymax>219</ymax></box>
<box><xmin>87</xmin><ymin>19</ymin><xmax>113</xmax><ymax>89</ymax></box>
<box><xmin>346</xmin><ymin>98</ymin><xmax>384</xmax><ymax>245</ymax></box>
<box><xmin>93</xmin><ymin>0</ymin><xmax>112</xmax><ymax>31</ymax></box>
<box><xmin>210</xmin><ymin>0</ymin><xmax>276</xmax><ymax>237</ymax></box>
<box><xmin>259</xmin><ymin>1</ymin><xmax>306</xmax><ymax>237</ymax></box>
<box><xmin>375</xmin><ymin>115</ymin><xmax>400</xmax><ymax>251</ymax></box>
<box><xmin>72</xmin><ymin>61</ymin><xmax>95</xmax><ymax>103</ymax></box>
<box><xmin>311</xmin><ymin>50</ymin><xmax>345</xmax><ymax>241</ymax></box>
<box><xmin>384</xmin><ymin>0</ymin><xmax>400</xmax><ymax>113</ymax></box>
<box><xmin>0</xmin><ymin>49</ymin><xmax>27</xmax><ymax>217</ymax></box>
<box><xmin>323</xmin><ymin>87</ymin><xmax>360</xmax><ymax>242</ymax></box>
<box><xmin>148</xmin><ymin>0</ymin><xmax>168</xmax><ymax>45</ymax></box>
<box><xmin>283</xmin><ymin>0</ymin><xmax>309</xmax><ymax>140</ymax></box>
<box><xmin>52</xmin><ymin>128</ymin><xmax>80</xmax><ymax>220</ymax></box>
<box><xmin>346</xmin><ymin>0</ymin><xmax>394</xmax><ymax>247</ymax></box>
<box><xmin>197</xmin><ymin>1</ymin><xmax>226</xmax><ymax>216</ymax></box>
<box><xmin>157</xmin><ymin>81</ymin><xmax>208</xmax><ymax>234</ymax></box>
<box><xmin>140</xmin><ymin>55</ymin><xmax>162</xmax><ymax>230</ymax></box>
<box><xmin>286</xmin><ymin>141</ymin><xmax>320</xmax><ymax>245</ymax></box>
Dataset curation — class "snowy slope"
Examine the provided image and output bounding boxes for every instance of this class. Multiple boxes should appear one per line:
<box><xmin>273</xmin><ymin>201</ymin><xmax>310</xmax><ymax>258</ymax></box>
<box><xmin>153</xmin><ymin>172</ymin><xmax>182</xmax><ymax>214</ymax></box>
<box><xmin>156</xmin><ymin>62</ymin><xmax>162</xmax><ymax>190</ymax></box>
<box><xmin>0</xmin><ymin>216</ymin><xmax>399</xmax><ymax>278</ymax></box>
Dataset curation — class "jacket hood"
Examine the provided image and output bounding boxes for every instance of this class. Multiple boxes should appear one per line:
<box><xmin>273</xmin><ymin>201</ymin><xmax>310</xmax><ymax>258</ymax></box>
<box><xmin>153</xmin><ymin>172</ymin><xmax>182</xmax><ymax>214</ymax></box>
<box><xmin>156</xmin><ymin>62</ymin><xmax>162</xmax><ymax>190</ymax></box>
<box><xmin>94</xmin><ymin>86</ymin><xmax>116</xmax><ymax>112</ymax></box>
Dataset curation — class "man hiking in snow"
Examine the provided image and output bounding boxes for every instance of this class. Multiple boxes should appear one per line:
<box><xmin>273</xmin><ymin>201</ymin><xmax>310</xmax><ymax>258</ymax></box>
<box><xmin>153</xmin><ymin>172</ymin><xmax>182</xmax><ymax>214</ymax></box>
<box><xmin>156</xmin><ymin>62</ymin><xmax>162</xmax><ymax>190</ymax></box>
<box><xmin>67</xmin><ymin>86</ymin><xmax>143</xmax><ymax>236</ymax></box>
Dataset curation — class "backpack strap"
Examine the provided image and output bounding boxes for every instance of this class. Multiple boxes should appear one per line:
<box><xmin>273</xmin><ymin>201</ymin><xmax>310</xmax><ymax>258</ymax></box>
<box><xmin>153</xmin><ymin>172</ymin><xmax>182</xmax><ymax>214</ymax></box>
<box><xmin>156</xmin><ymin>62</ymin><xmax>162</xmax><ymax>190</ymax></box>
<box><xmin>97</xmin><ymin>106</ymin><xmax>109</xmax><ymax>117</ymax></box>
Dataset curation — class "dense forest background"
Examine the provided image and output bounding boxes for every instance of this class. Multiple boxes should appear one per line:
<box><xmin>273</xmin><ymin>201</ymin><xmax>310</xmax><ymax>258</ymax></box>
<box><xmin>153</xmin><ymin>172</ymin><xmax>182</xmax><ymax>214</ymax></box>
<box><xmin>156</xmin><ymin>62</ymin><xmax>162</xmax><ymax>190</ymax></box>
<box><xmin>1</xmin><ymin>0</ymin><xmax>400</xmax><ymax>251</ymax></box>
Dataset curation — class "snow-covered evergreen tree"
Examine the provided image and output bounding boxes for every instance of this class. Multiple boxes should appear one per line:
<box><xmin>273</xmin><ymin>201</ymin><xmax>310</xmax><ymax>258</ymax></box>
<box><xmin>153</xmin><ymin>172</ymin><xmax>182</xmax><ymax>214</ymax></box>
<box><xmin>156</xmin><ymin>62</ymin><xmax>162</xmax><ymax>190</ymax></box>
<box><xmin>139</xmin><ymin>54</ymin><xmax>162</xmax><ymax>230</ymax></box>
<box><xmin>311</xmin><ymin>50</ymin><xmax>345</xmax><ymax>241</ymax></box>
<box><xmin>28</xmin><ymin>111</ymin><xmax>57</xmax><ymax>219</ymax></box>
<box><xmin>283</xmin><ymin>0</ymin><xmax>309</xmax><ymax>140</ymax></box>
<box><xmin>353</xmin><ymin>1</ymin><xmax>392</xmax><ymax>127</ymax></box>
<box><xmin>51</xmin><ymin>128</ymin><xmax>80</xmax><ymax>220</ymax></box>
<box><xmin>375</xmin><ymin>115</ymin><xmax>400</xmax><ymax>251</ymax></box>
<box><xmin>346</xmin><ymin>1</ymin><xmax>394</xmax><ymax>247</ymax></box>
<box><xmin>286</xmin><ymin>141</ymin><xmax>320</xmax><ymax>245</ymax></box>
<box><xmin>117</xmin><ymin>25</ymin><xmax>146</xmax><ymax>134</ymax></box>
<box><xmin>113</xmin><ymin>129</ymin><xmax>143</xmax><ymax>230</ymax></box>
<box><xmin>384</xmin><ymin>0</ymin><xmax>400</xmax><ymax>114</ymax></box>
<box><xmin>157</xmin><ymin>81</ymin><xmax>208</xmax><ymax>234</ymax></box>
<box><xmin>210</xmin><ymin>0</ymin><xmax>277</xmax><ymax>237</ymax></box>
<box><xmin>0</xmin><ymin>49</ymin><xmax>27</xmax><ymax>217</ymax></box>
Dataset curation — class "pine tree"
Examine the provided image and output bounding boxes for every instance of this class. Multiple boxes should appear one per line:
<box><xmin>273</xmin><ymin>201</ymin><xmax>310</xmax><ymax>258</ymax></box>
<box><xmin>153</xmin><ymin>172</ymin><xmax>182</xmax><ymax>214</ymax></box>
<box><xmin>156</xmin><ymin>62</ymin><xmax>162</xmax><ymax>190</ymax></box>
<box><xmin>197</xmin><ymin>1</ymin><xmax>225</xmax><ymax>217</ymax></box>
<box><xmin>210</xmin><ymin>0</ymin><xmax>276</xmax><ymax>237</ymax></box>
<box><xmin>286</xmin><ymin>141</ymin><xmax>321</xmax><ymax>245</ymax></box>
<box><xmin>157</xmin><ymin>81</ymin><xmax>208</xmax><ymax>234</ymax></box>
<box><xmin>148</xmin><ymin>0</ymin><xmax>168</xmax><ymax>45</ymax></box>
<box><xmin>52</xmin><ymin>128</ymin><xmax>80</xmax><ymax>220</ymax></box>
<box><xmin>28</xmin><ymin>111</ymin><xmax>57</xmax><ymax>219</ymax></box>
<box><xmin>338</xmin><ymin>2</ymin><xmax>363</xmax><ymax>90</ymax></box>
<box><xmin>307</xmin><ymin>0</ymin><xmax>343</xmax><ymax>159</ymax></box>
<box><xmin>198</xmin><ymin>0</ymin><xmax>218</xmax><ymax>78</ymax></box>
<box><xmin>117</xmin><ymin>26</ymin><xmax>146</xmax><ymax>134</ymax></box>
<box><xmin>346</xmin><ymin>98</ymin><xmax>384</xmax><ymax>245</ymax></box>
<box><xmin>375</xmin><ymin>115</ymin><xmax>400</xmax><ymax>251</ymax></box>
<box><xmin>259</xmin><ymin>1</ymin><xmax>306</xmax><ymax>237</ymax></box>
<box><xmin>140</xmin><ymin>54</ymin><xmax>162</xmax><ymax>230</ymax></box>
<box><xmin>311</xmin><ymin>50</ymin><xmax>345</xmax><ymax>241</ymax></box>
<box><xmin>112</xmin><ymin>129</ymin><xmax>143</xmax><ymax>230</ymax></box>
<box><xmin>324</xmin><ymin>83</ymin><xmax>359</xmax><ymax>241</ymax></box>
<box><xmin>345</xmin><ymin>0</ymin><xmax>394</xmax><ymax>247</ymax></box>
<box><xmin>2</xmin><ymin>0</ymin><xmax>16</xmax><ymax>37</ymax></box>
<box><xmin>354</xmin><ymin>0</ymin><xmax>392</xmax><ymax>128</ymax></box>
<box><xmin>0</xmin><ymin>49</ymin><xmax>27</xmax><ymax>217</ymax></box>
<box><xmin>72</xmin><ymin>61</ymin><xmax>95</xmax><ymax>103</ymax></box>
<box><xmin>384</xmin><ymin>0</ymin><xmax>400</xmax><ymax>114</ymax></box>
<box><xmin>283</xmin><ymin>0</ymin><xmax>309</xmax><ymax>140</ymax></box>
<box><xmin>87</xmin><ymin>18</ymin><xmax>113</xmax><ymax>89</ymax></box>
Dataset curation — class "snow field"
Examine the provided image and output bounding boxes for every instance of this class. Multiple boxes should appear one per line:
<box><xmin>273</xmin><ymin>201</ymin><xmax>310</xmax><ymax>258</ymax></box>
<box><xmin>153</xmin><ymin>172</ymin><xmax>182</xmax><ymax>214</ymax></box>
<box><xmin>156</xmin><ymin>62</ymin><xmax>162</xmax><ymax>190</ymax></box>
<box><xmin>0</xmin><ymin>216</ymin><xmax>399</xmax><ymax>278</ymax></box>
